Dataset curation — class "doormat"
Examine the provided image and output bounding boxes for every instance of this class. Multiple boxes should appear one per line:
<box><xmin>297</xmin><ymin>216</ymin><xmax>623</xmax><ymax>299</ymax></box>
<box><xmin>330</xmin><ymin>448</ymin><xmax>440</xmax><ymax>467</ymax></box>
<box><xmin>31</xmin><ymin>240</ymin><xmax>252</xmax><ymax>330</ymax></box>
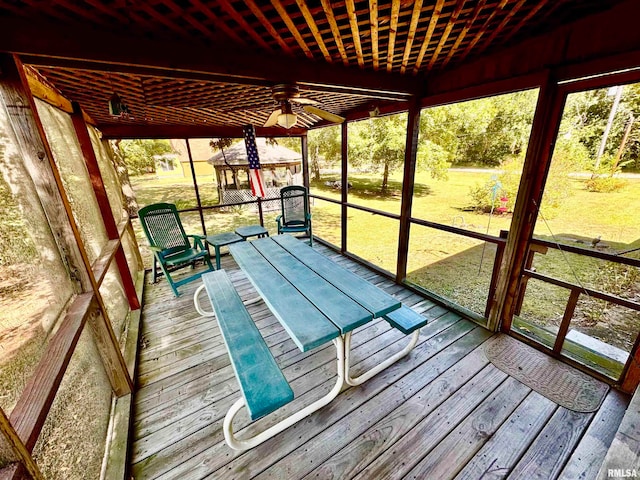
<box><xmin>484</xmin><ymin>334</ymin><xmax>609</xmax><ymax>412</ymax></box>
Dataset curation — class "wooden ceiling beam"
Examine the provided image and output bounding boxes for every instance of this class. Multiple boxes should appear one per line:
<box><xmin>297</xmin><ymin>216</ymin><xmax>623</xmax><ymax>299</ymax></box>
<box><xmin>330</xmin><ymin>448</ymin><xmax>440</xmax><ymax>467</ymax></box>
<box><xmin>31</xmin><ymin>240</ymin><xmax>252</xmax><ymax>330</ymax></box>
<box><xmin>271</xmin><ymin>0</ymin><xmax>314</xmax><ymax>59</ymax></box>
<box><xmin>386</xmin><ymin>0</ymin><xmax>401</xmax><ymax>72</ymax></box>
<box><xmin>345</xmin><ymin>0</ymin><xmax>364</xmax><ymax>68</ymax></box>
<box><xmin>476</xmin><ymin>0</ymin><xmax>526</xmax><ymax>55</ymax></box>
<box><xmin>321</xmin><ymin>0</ymin><xmax>349</xmax><ymax>66</ymax></box>
<box><xmin>216</xmin><ymin>0</ymin><xmax>273</xmax><ymax>52</ymax></box>
<box><xmin>441</xmin><ymin>0</ymin><xmax>486</xmax><ymax>69</ymax></box>
<box><xmin>500</xmin><ymin>0</ymin><xmax>550</xmax><ymax>44</ymax></box>
<box><xmin>426</xmin><ymin>0</ymin><xmax>640</xmax><ymax>98</ymax></box>
<box><xmin>99</xmin><ymin>124</ymin><xmax>307</xmax><ymax>140</ymax></box>
<box><xmin>244</xmin><ymin>0</ymin><xmax>294</xmax><ymax>55</ymax></box>
<box><xmin>1</xmin><ymin>15</ymin><xmax>419</xmax><ymax>96</ymax></box>
<box><xmin>458</xmin><ymin>0</ymin><xmax>509</xmax><ymax>63</ymax></box>
<box><xmin>188</xmin><ymin>0</ymin><xmax>248</xmax><ymax>47</ymax></box>
<box><xmin>369</xmin><ymin>0</ymin><xmax>379</xmax><ymax>69</ymax></box>
<box><xmin>413</xmin><ymin>0</ymin><xmax>445</xmax><ymax>73</ymax></box>
<box><xmin>400</xmin><ymin>0</ymin><xmax>423</xmax><ymax>74</ymax></box>
<box><xmin>295</xmin><ymin>0</ymin><xmax>332</xmax><ymax>62</ymax></box>
<box><xmin>426</xmin><ymin>0</ymin><xmax>466</xmax><ymax>71</ymax></box>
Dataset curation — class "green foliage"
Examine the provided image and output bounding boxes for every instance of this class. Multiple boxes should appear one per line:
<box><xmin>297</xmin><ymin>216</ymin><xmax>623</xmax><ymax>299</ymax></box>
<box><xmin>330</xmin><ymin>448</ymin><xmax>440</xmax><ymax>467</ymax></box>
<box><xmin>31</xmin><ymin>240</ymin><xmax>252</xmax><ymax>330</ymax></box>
<box><xmin>308</xmin><ymin>125</ymin><xmax>341</xmax><ymax>181</ymax></box>
<box><xmin>420</xmin><ymin>90</ymin><xmax>538</xmax><ymax>167</ymax></box>
<box><xmin>561</xmin><ymin>85</ymin><xmax>640</xmax><ymax>172</ymax></box>
<box><xmin>585</xmin><ymin>153</ymin><xmax>630</xmax><ymax>192</ymax></box>
<box><xmin>273</xmin><ymin>136</ymin><xmax>301</xmax><ymax>153</ymax></box>
<box><xmin>467</xmin><ymin>160</ymin><xmax>521</xmax><ymax>213</ymax></box>
<box><xmin>210</xmin><ymin>137</ymin><xmax>234</xmax><ymax>151</ymax></box>
<box><xmin>586</xmin><ymin>176</ymin><xmax>628</xmax><ymax>192</ymax></box>
<box><xmin>416</xmin><ymin>140</ymin><xmax>451</xmax><ymax>181</ymax></box>
<box><xmin>348</xmin><ymin>113</ymin><xmax>408</xmax><ymax>192</ymax></box>
<box><xmin>118</xmin><ymin>139</ymin><xmax>175</xmax><ymax>176</ymax></box>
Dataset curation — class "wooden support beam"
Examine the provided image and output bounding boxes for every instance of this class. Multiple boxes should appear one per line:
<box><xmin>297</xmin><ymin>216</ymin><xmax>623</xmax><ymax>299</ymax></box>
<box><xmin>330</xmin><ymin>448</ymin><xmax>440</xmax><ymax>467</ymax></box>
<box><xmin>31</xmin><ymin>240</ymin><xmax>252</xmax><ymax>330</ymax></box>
<box><xmin>345</xmin><ymin>0</ymin><xmax>364</xmax><ymax>68</ymax></box>
<box><xmin>0</xmin><ymin>408</ymin><xmax>43</xmax><ymax>480</ymax></box>
<box><xmin>9</xmin><ymin>293</ymin><xmax>95</xmax><ymax>452</ymax></box>
<box><xmin>413</xmin><ymin>0</ymin><xmax>444</xmax><ymax>73</ymax></box>
<box><xmin>321</xmin><ymin>0</ymin><xmax>349</xmax><ymax>66</ymax></box>
<box><xmin>99</xmin><ymin>124</ymin><xmax>307</xmax><ymax>140</ymax></box>
<box><xmin>271</xmin><ymin>0</ymin><xmax>314</xmax><ymax>59</ymax></box>
<box><xmin>426</xmin><ymin>0</ymin><xmax>465</xmax><ymax>71</ymax></box>
<box><xmin>70</xmin><ymin>102</ymin><xmax>140</xmax><ymax>310</ymax></box>
<box><xmin>396</xmin><ymin>96</ymin><xmax>421</xmax><ymax>283</ymax></box>
<box><xmin>400</xmin><ymin>0</ymin><xmax>424</xmax><ymax>75</ymax></box>
<box><xmin>429</xmin><ymin>0</ymin><xmax>640</xmax><ymax>97</ymax></box>
<box><xmin>369</xmin><ymin>0</ymin><xmax>379</xmax><ymax>69</ymax></box>
<box><xmin>185</xmin><ymin>139</ymin><xmax>207</xmax><ymax>236</ymax></box>
<box><xmin>295</xmin><ymin>0</ymin><xmax>332</xmax><ymax>62</ymax></box>
<box><xmin>341</xmin><ymin>121</ymin><xmax>348</xmax><ymax>254</ymax></box>
<box><xmin>24</xmin><ymin>65</ymin><xmax>96</xmax><ymax>125</ymax></box>
<box><xmin>489</xmin><ymin>72</ymin><xmax>565</xmax><ymax>332</ymax></box>
<box><xmin>301</xmin><ymin>134</ymin><xmax>309</xmax><ymax>191</ymax></box>
<box><xmin>386</xmin><ymin>0</ymin><xmax>401</xmax><ymax>72</ymax></box>
<box><xmin>1</xmin><ymin>15</ymin><xmax>418</xmax><ymax>95</ymax></box>
<box><xmin>553</xmin><ymin>289</ymin><xmax>581</xmax><ymax>354</ymax></box>
<box><xmin>244</xmin><ymin>0</ymin><xmax>294</xmax><ymax>55</ymax></box>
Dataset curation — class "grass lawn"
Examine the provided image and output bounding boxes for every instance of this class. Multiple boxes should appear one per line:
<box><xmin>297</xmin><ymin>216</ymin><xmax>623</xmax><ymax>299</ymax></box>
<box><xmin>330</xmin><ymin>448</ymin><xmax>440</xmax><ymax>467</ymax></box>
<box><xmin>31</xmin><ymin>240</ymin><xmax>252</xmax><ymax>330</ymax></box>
<box><xmin>311</xmin><ymin>169</ymin><xmax>640</xmax><ymax>360</ymax></box>
<box><xmin>129</xmin><ymin>168</ymin><xmax>640</xmax><ymax>361</ymax></box>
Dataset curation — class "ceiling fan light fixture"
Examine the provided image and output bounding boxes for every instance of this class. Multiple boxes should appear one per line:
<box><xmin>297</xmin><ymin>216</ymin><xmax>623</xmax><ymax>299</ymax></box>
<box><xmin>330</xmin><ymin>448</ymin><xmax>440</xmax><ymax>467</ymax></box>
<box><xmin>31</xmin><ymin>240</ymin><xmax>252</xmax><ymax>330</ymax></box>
<box><xmin>276</xmin><ymin>101</ymin><xmax>297</xmax><ymax>128</ymax></box>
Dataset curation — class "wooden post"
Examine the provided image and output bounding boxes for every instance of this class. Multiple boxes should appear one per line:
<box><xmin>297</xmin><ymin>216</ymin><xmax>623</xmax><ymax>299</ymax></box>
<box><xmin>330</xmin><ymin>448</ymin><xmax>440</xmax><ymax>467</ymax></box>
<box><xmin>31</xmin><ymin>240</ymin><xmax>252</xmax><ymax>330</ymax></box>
<box><xmin>0</xmin><ymin>408</ymin><xmax>43</xmax><ymax>480</ymax></box>
<box><xmin>553</xmin><ymin>289</ymin><xmax>581</xmax><ymax>354</ymax></box>
<box><xmin>489</xmin><ymin>72</ymin><xmax>566</xmax><ymax>332</ymax></box>
<box><xmin>341</xmin><ymin>121</ymin><xmax>348</xmax><ymax>254</ymax></box>
<box><xmin>396</xmin><ymin>96</ymin><xmax>421</xmax><ymax>283</ymax></box>
<box><xmin>70</xmin><ymin>102</ymin><xmax>140</xmax><ymax>310</ymax></box>
<box><xmin>485</xmin><ymin>230</ymin><xmax>509</xmax><ymax>319</ymax></box>
<box><xmin>185</xmin><ymin>139</ymin><xmax>207</xmax><ymax>236</ymax></box>
<box><xmin>301</xmin><ymin>134</ymin><xmax>310</xmax><ymax>191</ymax></box>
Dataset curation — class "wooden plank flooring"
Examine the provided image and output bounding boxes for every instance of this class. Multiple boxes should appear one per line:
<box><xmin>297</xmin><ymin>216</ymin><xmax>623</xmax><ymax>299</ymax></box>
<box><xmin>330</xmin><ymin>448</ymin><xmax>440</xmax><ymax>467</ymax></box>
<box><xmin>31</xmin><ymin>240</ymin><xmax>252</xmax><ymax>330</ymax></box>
<box><xmin>130</xmin><ymin>243</ymin><xmax>629</xmax><ymax>479</ymax></box>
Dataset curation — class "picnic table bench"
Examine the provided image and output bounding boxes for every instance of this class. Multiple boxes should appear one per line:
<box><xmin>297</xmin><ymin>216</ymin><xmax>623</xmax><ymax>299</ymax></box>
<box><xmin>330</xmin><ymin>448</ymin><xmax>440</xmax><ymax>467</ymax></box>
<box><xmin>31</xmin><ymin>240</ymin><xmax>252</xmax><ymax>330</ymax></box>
<box><xmin>194</xmin><ymin>236</ymin><xmax>430</xmax><ymax>451</ymax></box>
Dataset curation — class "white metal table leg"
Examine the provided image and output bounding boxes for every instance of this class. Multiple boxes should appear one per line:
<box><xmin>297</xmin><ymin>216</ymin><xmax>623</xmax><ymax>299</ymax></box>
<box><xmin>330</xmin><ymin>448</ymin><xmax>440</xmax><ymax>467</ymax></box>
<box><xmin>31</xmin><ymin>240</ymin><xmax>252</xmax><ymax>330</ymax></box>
<box><xmin>193</xmin><ymin>284</ymin><xmax>216</xmax><ymax>317</ymax></box>
<box><xmin>223</xmin><ymin>336</ymin><xmax>346</xmax><ymax>451</ymax></box>
<box><xmin>344</xmin><ymin>329</ymin><xmax>420</xmax><ymax>386</ymax></box>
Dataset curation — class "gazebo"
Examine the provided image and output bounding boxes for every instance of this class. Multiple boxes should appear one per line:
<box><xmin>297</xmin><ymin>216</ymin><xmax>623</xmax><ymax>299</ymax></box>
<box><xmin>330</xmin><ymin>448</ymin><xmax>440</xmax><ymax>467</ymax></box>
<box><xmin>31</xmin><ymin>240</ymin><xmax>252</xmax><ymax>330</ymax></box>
<box><xmin>209</xmin><ymin>138</ymin><xmax>302</xmax><ymax>205</ymax></box>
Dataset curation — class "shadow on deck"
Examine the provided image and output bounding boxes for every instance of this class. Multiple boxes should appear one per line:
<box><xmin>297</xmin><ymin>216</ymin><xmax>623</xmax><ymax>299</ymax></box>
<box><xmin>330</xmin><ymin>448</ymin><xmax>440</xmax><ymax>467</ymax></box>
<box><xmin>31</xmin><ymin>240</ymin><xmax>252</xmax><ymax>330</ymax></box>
<box><xmin>130</xmin><ymin>243</ymin><xmax>629</xmax><ymax>480</ymax></box>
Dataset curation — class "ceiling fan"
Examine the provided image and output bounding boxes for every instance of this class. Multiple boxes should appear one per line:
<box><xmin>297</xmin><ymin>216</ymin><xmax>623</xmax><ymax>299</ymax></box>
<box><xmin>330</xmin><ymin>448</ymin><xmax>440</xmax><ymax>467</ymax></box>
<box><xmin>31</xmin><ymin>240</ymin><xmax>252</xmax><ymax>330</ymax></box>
<box><xmin>263</xmin><ymin>84</ymin><xmax>345</xmax><ymax>129</ymax></box>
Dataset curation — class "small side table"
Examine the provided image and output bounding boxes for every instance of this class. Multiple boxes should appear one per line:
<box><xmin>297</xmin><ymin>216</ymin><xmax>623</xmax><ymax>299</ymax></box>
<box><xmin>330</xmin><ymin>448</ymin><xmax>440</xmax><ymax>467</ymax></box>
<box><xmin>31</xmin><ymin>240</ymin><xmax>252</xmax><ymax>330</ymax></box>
<box><xmin>235</xmin><ymin>225</ymin><xmax>270</xmax><ymax>241</ymax></box>
<box><xmin>206</xmin><ymin>232</ymin><xmax>244</xmax><ymax>269</ymax></box>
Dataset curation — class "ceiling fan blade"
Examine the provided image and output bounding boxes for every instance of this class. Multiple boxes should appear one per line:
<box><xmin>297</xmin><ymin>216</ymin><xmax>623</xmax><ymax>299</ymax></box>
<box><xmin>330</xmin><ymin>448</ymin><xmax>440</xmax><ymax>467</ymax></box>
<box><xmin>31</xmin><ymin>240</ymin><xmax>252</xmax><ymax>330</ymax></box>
<box><xmin>303</xmin><ymin>105</ymin><xmax>345</xmax><ymax>124</ymax></box>
<box><xmin>263</xmin><ymin>108</ymin><xmax>281</xmax><ymax>127</ymax></box>
<box><xmin>290</xmin><ymin>97</ymin><xmax>319</xmax><ymax>105</ymax></box>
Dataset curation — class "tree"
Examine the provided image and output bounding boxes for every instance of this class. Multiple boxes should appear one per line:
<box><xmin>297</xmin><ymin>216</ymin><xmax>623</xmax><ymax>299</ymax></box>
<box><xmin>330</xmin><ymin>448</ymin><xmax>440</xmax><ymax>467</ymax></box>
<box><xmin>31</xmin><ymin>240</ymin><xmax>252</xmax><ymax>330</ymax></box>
<box><xmin>419</xmin><ymin>89</ymin><xmax>537</xmax><ymax>167</ymax></box>
<box><xmin>308</xmin><ymin>125</ymin><xmax>341</xmax><ymax>181</ymax></box>
<box><xmin>118</xmin><ymin>139</ymin><xmax>175</xmax><ymax>176</ymax></box>
<box><xmin>348</xmin><ymin>113</ymin><xmax>407</xmax><ymax>193</ymax></box>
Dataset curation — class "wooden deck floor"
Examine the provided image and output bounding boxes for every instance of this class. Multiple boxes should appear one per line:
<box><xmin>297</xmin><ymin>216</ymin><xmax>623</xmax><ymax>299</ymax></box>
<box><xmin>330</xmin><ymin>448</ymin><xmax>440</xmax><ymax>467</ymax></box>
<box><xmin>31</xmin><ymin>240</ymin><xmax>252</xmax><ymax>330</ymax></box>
<box><xmin>130</xmin><ymin>243</ymin><xmax>629</xmax><ymax>480</ymax></box>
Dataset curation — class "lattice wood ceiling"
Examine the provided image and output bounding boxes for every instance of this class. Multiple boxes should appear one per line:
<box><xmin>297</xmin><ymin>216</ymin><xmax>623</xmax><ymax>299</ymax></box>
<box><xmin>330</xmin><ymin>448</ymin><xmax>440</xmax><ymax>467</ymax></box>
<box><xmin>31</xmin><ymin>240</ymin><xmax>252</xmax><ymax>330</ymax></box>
<box><xmin>0</xmin><ymin>0</ymin><xmax>623</xmax><ymax>134</ymax></box>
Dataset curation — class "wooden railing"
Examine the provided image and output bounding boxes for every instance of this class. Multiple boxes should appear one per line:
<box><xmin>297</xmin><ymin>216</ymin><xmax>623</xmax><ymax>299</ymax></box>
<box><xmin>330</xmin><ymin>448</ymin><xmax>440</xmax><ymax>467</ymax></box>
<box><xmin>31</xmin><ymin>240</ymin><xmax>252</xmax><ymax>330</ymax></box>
<box><xmin>515</xmin><ymin>237</ymin><xmax>640</xmax><ymax>382</ymax></box>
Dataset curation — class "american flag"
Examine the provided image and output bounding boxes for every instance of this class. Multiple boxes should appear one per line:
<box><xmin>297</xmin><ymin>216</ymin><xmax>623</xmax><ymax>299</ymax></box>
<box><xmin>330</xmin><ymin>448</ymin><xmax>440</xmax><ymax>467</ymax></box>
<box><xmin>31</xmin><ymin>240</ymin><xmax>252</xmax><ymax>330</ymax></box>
<box><xmin>243</xmin><ymin>124</ymin><xmax>266</xmax><ymax>198</ymax></box>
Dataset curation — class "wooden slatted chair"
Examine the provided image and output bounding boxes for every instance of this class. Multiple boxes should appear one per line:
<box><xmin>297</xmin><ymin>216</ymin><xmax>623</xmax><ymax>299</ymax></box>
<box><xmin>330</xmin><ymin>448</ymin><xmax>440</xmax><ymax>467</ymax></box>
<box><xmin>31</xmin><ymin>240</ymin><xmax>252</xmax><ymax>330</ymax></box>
<box><xmin>276</xmin><ymin>185</ymin><xmax>313</xmax><ymax>246</ymax></box>
<box><xmin>138</xmin><ymin>202</ymin><xmax>214</xmax><ymax>296</ymax></box>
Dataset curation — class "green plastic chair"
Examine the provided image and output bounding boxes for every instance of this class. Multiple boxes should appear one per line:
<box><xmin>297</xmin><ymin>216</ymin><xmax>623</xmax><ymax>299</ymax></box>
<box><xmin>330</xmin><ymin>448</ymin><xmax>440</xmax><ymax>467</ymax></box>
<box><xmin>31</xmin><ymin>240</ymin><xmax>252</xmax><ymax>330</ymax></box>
<box><xmin>276</xmin><ymin>185</ymin><xmax>313</xmax><ymax>246</ymax></box>
<box><xmin>138</xmin><ymin>202</ymin><xmax>214</xmax><ymax>296</ymax></box>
